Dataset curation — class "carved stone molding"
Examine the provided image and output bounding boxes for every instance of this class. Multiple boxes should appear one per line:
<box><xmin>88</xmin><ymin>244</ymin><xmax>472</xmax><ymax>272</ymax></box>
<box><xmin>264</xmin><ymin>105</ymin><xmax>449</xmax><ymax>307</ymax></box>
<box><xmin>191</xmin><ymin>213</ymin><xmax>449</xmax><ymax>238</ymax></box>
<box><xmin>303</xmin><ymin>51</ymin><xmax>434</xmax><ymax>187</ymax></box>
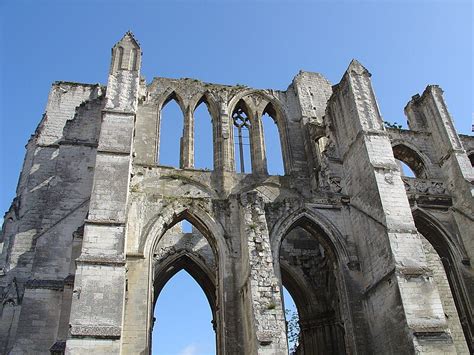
<box><xmin>402</xmin><ymin>177</ymin><xmax>447</xmax><ymax>195</ymax></box>
<box><xmin>70</xmin><ymin>325</ymin><xmax>121</xmax><ymax>339</ymax></box>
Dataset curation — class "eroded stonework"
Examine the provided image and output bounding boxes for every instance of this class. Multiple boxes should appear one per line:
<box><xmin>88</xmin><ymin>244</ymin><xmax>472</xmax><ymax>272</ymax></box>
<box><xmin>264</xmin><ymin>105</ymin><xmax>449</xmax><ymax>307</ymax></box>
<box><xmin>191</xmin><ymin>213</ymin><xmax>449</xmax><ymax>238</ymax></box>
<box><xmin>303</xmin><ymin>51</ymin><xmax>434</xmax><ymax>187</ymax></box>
<box><xmin>1</xmin><ymin>32</ymin><xmax>473</xmax><ymax>354</ymax></box>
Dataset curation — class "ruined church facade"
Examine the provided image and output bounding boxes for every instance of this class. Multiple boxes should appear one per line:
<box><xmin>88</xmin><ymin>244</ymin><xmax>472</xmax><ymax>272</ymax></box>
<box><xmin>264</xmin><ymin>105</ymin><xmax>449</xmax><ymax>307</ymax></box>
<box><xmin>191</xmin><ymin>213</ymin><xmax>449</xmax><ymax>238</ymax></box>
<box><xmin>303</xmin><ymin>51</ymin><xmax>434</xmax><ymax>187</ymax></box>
<box><xmin>0</xmin><ymin>33</ymin><xmax>473</xmax><ymax>354</ymax></box>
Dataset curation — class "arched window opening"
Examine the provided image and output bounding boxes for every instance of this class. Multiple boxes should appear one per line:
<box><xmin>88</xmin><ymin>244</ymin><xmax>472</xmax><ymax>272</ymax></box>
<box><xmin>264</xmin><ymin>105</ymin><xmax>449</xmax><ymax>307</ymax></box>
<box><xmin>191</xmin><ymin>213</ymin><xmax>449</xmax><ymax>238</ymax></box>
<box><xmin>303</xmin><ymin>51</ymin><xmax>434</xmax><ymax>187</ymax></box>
<box><xmin>114</xmin><ymin>46</ymin><xmax>124</xmax><ymax>72</ymax></box>
<box><xmin>152</xmin><ymin>217</ymin><xmax>218</xmax><ymax>354</ymax></box>
<box><xmin>279</xmin><ymin>224</ymin><xmax>346</xmax><ymax>355</ymax></box>
<box><xmin>129</xmin><ymin>48</ymin><xmax>137</xmax><ymax>71</ymax></box>
<box><xmin>158</xmin><ymin>95</ymin><xmax>184</xmax><ymax>167</ymax></box>
<box><xmin>396</xmin><ymin>159</ymin><xmax>416</xmax><ymax>177</ymax></box>
<box><xmin>232</xmin><ymin>101</ymin><xmax>252</xmax><ymax>173</ymax></box>
<box><xmin>262</xmin><ymin>104</ymin><xmax>284</xmax><ymax>175</ymax></box>
<box><xmin>468</xmin><ymin>153</ymin><xmax>474</xmax><ymax>167</ymax></box>
<box><xmin>392</xmin><ymin>144</ymin><xmax>427</xmax><ymax>178</ymax></box>
<box><xmin>194</xmin><ymin>99</ymin><xmax>214</xmax><ymax>170</ymax></box>
<box><xmin>414</xmin><ymin>214</ymin><xmax>472</xmax><ymax>353</ymax></box>
<box><xmin>152</xmin><ymin>270</ymin><xmax>216</xmax><ymax>355</ymax></box>
<box><xmin>283</xmin><ymin>286</ymin><xmax>300</xmax><ymax>355</ymax></box>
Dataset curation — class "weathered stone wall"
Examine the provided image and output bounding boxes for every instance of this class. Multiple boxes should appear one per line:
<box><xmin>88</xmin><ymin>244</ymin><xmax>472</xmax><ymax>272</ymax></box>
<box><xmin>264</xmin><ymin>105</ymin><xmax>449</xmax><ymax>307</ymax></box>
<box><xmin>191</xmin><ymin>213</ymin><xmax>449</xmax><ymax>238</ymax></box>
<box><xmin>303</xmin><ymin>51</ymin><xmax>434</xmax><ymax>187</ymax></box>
<box><xmin>0</xmin><ymin>33</ymin><xmax>472</xmax><ymax>354</ymax></box>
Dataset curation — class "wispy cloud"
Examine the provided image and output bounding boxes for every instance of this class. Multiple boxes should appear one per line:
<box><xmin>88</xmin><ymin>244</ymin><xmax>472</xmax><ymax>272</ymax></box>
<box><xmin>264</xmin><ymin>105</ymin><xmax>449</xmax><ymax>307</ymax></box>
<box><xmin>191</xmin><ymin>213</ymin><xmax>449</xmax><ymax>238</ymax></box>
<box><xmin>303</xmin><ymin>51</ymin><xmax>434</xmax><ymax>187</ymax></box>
<box><xmin>178</xmin><ymin>344</ymin><xmax>199</xmax><ymax>355</ymax></box>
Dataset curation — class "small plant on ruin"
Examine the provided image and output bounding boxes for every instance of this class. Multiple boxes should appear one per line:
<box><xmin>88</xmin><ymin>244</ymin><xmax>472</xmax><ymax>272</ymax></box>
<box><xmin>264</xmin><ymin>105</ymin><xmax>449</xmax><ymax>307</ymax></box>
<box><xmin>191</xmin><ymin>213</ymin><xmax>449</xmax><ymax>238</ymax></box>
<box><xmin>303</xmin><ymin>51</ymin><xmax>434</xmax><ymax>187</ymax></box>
<box><xmin>286</xmin><ymin>308</ymin><xmax>300</xmax><ymax>355</ymax></box>
<box><xmin>383</xmin><ymin>120</ymin><xmax>403</xmax><ymax>130</ymax></box>
<box><xmin>267</xmin><ymin>301</ymin><xmax>277</xmax><ymax>310</ymax></box>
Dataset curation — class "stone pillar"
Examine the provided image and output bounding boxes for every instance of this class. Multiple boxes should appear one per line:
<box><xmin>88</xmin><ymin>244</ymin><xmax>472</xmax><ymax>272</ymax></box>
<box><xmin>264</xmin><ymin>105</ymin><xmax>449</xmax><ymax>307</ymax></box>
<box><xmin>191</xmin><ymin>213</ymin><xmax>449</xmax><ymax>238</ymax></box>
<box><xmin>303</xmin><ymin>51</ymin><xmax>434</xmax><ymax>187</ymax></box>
<box><xmin>327</xmin><ymin>60</ymin><xmax>456</xmax><ymax>353</ymax></box>
<box><xmin>216</xmin><ymin>101</ymin><xmax>234</xmax><ymax>173</ymax></box>
<box><xmin>239</xmin><ymin>192</ymin><xmax>287</xmax><ymax>354</ymax></box>
<box><xmin>250</xmin><ymin>112</ymin><xmax>268</xmax><ymax>175</ymax></box>
<box><xmin>181</xmin><ymin>108</ymin><xmax>195</xmax><ymax>168</ymax></box>
<box><xmin>66</xmin><ymin>32</ymin><xmax>141</xmax><ymax>354</ymax></box>
<box><xmin>405</xmin><ymin>87</ymin><xmax>474</xmax><ymax>261</ymax></box>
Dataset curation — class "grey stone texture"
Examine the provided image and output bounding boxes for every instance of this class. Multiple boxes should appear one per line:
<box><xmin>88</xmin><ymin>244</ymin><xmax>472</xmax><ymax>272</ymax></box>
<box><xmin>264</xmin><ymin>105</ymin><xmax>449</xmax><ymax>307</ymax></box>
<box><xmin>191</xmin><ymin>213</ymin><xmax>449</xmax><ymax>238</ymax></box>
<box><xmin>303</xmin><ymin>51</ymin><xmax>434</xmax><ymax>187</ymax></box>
<box><xmin>0</xmin><ymin>32</ymin><xmax>473</xmax><ymax>354</ymax></box>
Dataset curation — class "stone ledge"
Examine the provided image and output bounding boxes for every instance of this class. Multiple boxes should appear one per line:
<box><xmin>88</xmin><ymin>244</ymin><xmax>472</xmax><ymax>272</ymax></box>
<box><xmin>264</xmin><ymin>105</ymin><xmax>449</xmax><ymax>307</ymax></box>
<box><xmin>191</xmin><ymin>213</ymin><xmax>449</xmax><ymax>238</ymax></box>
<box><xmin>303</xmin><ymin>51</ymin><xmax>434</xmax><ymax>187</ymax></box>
<box><xmin>25</xmin><ymin>279</ymin><xmax>65</xmax><ymax>290</ymax></box>
<box><xmin>76</xmin><ymin>255</ymin><xmax>126</xmax><ymax>266</ymax></box>
<box><xmin>413</xmin><ymin>331</ymin><xmax>453</xmax><ymax>343</ymax></box>
<box><xmin>96</xmin><ymin>149</ymin><xmax>131</xmax><ymax>156</ymax></box>
<box><xmin>70</xmin><ymin>325</ymin><xmax>121</xmax><ymax>339</ymax></box>
<box><xmin>84</xmin><ymin>219</ymin><xmax>126</xmax><ymax>226</ymax></box>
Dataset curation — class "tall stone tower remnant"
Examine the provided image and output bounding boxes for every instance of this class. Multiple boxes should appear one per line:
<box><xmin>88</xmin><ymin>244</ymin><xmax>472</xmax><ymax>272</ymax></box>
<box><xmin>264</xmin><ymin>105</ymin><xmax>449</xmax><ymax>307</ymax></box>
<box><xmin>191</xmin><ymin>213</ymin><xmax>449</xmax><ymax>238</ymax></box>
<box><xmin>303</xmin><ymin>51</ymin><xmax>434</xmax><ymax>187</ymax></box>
<box><xmin>1</xmin><ymin>32</ymin><xmax>473</xmax><ymax>354</ymax></box>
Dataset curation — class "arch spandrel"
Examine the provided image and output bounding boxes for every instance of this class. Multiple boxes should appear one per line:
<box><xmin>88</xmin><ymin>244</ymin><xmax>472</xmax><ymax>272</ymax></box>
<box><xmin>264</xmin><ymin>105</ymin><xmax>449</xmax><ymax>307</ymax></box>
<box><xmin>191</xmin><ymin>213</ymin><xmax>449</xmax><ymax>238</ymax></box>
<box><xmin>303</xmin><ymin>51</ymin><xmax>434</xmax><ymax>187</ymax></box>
<box><xmin>154</xmin><ymin>88</ymin><xmax>188</xmax><ymax>114</ymax></box>
<box><xmin>189</xmin><ymin>91</ymin><xmax>220</xmax><ymax>120</ymax></box>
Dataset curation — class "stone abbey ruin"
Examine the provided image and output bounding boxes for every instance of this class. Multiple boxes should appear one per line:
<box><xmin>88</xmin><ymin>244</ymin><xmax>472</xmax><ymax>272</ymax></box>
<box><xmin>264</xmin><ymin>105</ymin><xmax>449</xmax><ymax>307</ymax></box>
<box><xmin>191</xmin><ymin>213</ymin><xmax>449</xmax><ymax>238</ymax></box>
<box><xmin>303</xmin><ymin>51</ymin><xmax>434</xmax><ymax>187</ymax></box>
<box><xmin>0</xmin><ymin>32</ymin><xmax>473</xmax><ymax>354</ymax></box>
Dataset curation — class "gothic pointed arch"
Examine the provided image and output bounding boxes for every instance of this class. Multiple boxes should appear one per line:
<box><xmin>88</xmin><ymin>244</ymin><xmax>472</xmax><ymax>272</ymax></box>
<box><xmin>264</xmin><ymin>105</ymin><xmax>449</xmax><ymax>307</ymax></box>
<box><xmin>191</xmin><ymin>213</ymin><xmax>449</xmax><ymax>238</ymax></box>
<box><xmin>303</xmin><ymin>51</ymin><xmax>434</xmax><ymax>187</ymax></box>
<box><xmin>412</xmin><ymin>208</ymin><xmax>473</xmax><ymax>352</ymax></box>
<box><xmin>276</xmin><ymin>213</ymin><xmax>349</xmax><ymax>354</ymax></box>
<box><xmin>156</xmin><ymin>90</ymin><xmax>186</xmax><ymax>167</ymax></box>
<box><xmin>192</xmin><ymin>93</ymin><xmax>217</xmax><ymax>170</ymax></box>
<box><xmin>153</xmin><ymin>251</ymin><xmax>217</xmax><ymax>318</ymax></box>
<box><xmin>146</xmin><ymin>206</ymin><xmax>227</xmax><ymax>354</ymax></box>
<box><xmin>157</xmin><ymin>89</ymin><xmax>186</xmax><ymax>114</ymax></box>
<box><xmin>261</xmin><ymin>101</ymin><xmax>285</xmax><ymax>175</ymax></box>
<box><xmin>228</xmin><ymin>90</ymin><xmax>292</xmax><ymax>174</ymax></box>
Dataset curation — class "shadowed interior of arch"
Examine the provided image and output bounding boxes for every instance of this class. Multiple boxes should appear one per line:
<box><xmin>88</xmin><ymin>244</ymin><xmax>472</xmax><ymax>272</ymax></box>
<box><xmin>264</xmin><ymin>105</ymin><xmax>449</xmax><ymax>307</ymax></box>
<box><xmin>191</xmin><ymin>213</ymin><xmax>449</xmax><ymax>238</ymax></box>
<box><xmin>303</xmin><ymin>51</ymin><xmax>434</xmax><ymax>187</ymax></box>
<box><xmin>279</xmin><ymin>220</ymin><xmax>346</xmax><ymax>355</ymax></box>
<box><xmin>392</xmin><ymin>144</ymin><xmax>427</xmax><ymax>178</ymax></box>
<box><xmin>158</xmin><ymin>94</ymin><xmax>184</xmax><ymax>167</ymax></box>
<box><xmin>151</xmin><ymin>219</ymin><xmax>218</xmax><ymax>354</ymax></box>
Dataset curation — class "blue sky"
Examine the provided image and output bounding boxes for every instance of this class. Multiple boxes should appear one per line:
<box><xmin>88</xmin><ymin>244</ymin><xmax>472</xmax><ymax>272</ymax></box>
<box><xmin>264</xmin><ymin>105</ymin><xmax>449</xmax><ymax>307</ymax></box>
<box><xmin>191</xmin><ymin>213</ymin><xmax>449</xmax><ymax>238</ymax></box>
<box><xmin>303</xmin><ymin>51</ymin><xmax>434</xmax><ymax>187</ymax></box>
<box><xmin>0</xmin><ymin>1</ymin><xmax>472</xmax><ymax>354</ymax></box>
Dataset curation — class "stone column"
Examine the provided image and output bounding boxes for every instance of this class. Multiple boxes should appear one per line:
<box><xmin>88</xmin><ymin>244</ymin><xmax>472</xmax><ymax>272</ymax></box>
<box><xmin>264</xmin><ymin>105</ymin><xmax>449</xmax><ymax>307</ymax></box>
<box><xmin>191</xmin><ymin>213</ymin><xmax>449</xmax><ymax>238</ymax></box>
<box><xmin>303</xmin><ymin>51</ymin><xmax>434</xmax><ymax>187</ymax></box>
<box><xmin>250</xmin><ymin>112</ymin><xmax>268</xmax><ymax>175</ymax></box>
<box><xmin>217</xmin><ymin>101</ymin><xmax>234</xmax><ymax>173</ymax></box>
<box><xmin>66</xmin><ymin>32</ymin><xmax>141</xmax><ymax>354</ymax></box>
<box><xmin>327</xmin><ymin>60</ymin><xmax>456</xmax><ymax>353</ymax></box>
<box><xmin>181</xmin><ymin>108</ymin><xmax>194</xmax><ymax>168</ymax></box>
<box><xmin>239</xmin><ymin>192</ymin><xmax>287</xmax><ymax>354</ymax></box>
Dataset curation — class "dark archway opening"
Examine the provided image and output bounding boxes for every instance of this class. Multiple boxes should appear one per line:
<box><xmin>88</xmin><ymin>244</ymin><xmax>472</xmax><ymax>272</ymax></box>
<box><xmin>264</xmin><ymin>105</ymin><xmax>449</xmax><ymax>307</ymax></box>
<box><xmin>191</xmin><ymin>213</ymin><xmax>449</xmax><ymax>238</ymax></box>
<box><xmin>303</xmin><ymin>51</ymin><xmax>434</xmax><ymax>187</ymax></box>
<box><xmin>279</xmin><ymin>220</ymin><xmax>346</xmax><ymax>355</ymax></box>
<box><xmin>468</xmin><ymin>153</ymin><xmax>474</xmax><ymax>167</ymax></box>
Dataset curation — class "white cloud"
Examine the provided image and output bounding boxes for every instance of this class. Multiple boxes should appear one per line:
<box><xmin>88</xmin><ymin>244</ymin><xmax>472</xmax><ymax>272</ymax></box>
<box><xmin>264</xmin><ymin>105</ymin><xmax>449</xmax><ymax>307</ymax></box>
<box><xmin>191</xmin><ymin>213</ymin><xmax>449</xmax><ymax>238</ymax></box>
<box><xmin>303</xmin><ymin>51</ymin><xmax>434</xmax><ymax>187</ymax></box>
<box><xmin>178</xmin><ymin>344</ymin><xmax>199</xmax><ymax>355</ymax></box>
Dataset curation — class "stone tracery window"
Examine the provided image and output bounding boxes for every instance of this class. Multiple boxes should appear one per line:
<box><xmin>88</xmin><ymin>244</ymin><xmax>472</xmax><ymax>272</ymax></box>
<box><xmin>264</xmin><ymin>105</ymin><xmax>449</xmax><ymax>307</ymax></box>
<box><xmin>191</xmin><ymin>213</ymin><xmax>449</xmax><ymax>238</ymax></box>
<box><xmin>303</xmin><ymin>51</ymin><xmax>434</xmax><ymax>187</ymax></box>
<box><xmin>232</xmin><ymin>104</ymin><xmax>251</xmax><ymax>173</ymax></box>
